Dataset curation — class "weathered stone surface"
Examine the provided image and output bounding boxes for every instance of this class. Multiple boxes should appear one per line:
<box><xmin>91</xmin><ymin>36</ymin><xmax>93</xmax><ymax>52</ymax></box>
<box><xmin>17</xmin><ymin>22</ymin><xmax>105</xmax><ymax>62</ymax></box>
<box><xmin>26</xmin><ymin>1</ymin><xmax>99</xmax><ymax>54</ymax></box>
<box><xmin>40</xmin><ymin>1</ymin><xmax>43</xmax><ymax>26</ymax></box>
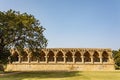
<box><xmin>5</xmin><ymin>63</ymin><xmax>115</xmax><ymax>71</ymax></box>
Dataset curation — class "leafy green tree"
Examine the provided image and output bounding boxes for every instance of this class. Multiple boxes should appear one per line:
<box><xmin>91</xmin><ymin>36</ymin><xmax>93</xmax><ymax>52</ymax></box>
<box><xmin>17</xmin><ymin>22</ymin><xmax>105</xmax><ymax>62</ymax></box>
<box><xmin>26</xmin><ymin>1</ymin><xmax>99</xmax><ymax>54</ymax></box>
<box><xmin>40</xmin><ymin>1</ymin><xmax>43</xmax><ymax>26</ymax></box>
<box><xmin>0</xmin><ymin>9</ymin><xmax>47</xmax><ymax>64</ymax></box>
<box><xmin>112</xmin><ymin>49</ymin><xmax>120</xmax><ymax>67</ymax></box>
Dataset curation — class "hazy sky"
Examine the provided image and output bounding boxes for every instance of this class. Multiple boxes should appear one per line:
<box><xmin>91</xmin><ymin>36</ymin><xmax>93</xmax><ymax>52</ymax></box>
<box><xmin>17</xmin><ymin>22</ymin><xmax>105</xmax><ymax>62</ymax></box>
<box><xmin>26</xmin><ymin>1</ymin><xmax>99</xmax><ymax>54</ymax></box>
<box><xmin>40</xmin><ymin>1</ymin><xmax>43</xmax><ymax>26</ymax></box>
<box><xmin>0</xmin><ymin>0</ymin><xmax>120</xmax><ymax>50</ymax></box>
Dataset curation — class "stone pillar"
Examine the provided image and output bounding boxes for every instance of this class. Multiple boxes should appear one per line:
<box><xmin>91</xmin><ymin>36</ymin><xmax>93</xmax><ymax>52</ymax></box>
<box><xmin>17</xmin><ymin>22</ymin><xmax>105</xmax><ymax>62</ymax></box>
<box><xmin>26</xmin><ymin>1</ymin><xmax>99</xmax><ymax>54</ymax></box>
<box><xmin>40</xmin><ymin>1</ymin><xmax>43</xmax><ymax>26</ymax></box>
<box><xmin>99</xmin><ymin>56</ymin><xmax>102</xmax><ymax>64</ymax></box>
<box><xmin>27</xmin><ymin>55</ymin><xmax>31</xmax><ymax>63</ymax></box>
<box><xmin>91</xmin><ymin>55</ymin><xmax>94</xmax><ymax>64</ymax></box>
<box><xmin>72</xmin><ymin>56</ymin><xmax>75</xmax><ymax>64</ymax></box>
<box><xmin>54</xmin><ymin>52</ymin><xmax>57</xmax><ymax>63</ymax></box>
<box><xmin>54</xmin><ymin>56</ymin><xmax>57</xmax><ymax>63</ymax></box>
<box><xmin>8</xmin><ymin>56</ymin><xmax>12</xmax><ymax>64</ymax></box>
<box><xmin>45</xmin><ymin>56</ymin><xmax>48</xmax><ymax>63</ymax></box>
<box><xmin>37</xmin><ymin>57</ymin><xmax>40</xmax><ymax>63</ymax></box>
<box><xmin>63</xmin><ymin>55</ymin><xmax>66</xmax><ymax>63</ymax></box>
<box><xmin>72</xmin><ymin>52</ymin><xmax>75</xmax><ymax>63</ymax></box>
<box><xmin>81</xmin><ymin>55</ymin><xmax>84</xmax><ymax>63</ymax></box>
<box><xmin>18</xmin><ymin>55</ymin><xmax>22</xmax><ymax>63</ymax></box>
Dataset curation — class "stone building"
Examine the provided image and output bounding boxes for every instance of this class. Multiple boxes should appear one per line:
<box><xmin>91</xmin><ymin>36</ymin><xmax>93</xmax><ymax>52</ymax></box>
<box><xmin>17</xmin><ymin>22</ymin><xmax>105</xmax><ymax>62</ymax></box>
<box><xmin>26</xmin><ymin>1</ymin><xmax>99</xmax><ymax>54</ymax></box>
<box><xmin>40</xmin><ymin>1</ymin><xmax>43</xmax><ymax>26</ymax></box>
<box><xmin>5</xmin><ymin>48</ymin><xmax>115</xmax><ymax>71</ymax></box>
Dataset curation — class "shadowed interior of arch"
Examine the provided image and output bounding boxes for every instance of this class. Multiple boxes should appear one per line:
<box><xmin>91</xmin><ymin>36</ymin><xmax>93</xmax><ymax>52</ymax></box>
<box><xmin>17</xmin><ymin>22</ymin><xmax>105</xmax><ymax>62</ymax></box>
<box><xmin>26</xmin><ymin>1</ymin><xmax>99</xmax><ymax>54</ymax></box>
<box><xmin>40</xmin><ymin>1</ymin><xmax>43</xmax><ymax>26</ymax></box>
<box><xmin>11</xmin><ymin>52</ymin><xmax>19</xmax><ymax>62</ymax></box>
<box><xmin>75</xmin><ymin>51</ymin><xmax>82</xmax><ymax>62</ymax></box>
<box><xmin>22</xmin><ymin>52</ymin><xmax>28</xmax><ymax>61</ymax></box>
<box><xmin>84</xmin><ymin>51</ymin><xmax>91</xmax><ymax>62</ymax></box>
<box><xmin>93</xmin><ymin>51</ymin><xmax>100</xmax><ymax>62</ymax></box>
<box><xmin>57</xmin><ymin>51</ymin><xmax>64</xmax><ymax>62</ymax></box>
<box><xmin>102</xmin><ymin>51</ymin><xmax>109</xmax><ymax>62</ymax></box>
<box><xmin>66</xmin><ymin>51</ymin><xmax>73</xmax><ymax>62</ymax></box>
<box><xmin>48</xmin><ymin>51</ymin><xmax>54</xmax><ymax>62</ymax></box>
<box><xmin>39</xmin><ymin>51</ymin><xmax>45</xmax><ymax>62</ymax></box>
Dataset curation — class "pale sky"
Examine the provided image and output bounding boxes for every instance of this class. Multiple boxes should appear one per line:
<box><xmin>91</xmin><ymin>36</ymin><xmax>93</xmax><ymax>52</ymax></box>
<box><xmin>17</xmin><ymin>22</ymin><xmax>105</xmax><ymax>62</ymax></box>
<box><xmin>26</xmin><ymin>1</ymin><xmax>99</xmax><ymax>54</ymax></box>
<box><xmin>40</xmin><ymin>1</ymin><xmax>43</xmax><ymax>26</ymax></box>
<box><xmin>0</xmin><ymin>0</ymin><xmax>120</xmax><ymax>50</ymax></box>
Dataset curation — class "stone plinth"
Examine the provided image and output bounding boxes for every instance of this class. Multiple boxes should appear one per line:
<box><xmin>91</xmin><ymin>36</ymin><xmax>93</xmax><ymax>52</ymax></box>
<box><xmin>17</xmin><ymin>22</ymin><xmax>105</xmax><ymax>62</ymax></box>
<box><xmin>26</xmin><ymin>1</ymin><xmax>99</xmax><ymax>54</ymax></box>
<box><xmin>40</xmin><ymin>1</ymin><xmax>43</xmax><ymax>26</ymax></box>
<box><xmin>5</xmin><ymin>63</ymin><xmax>115</xmax><ymax>71</ymax></box>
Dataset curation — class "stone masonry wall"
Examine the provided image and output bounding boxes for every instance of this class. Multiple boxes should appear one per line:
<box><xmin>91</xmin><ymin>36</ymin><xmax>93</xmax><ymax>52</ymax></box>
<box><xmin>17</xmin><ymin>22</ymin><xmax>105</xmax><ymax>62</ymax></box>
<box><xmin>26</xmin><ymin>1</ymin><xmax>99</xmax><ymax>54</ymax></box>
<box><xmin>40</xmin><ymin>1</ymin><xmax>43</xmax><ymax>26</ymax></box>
<box><xmin>5</xmin><ymin>63</ymin><xmax>115</xmax><ymax>71</ymax></box>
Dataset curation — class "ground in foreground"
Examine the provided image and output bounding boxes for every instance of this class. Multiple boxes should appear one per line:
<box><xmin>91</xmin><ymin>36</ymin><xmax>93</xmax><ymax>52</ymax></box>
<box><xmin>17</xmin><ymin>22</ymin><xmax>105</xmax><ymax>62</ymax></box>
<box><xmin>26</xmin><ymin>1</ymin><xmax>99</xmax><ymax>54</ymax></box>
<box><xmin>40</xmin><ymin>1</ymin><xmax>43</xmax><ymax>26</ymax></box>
<box><xmin>0</xmin><ymin>71</ymin><xmax>120</xmax><ymax>80</ymax></box>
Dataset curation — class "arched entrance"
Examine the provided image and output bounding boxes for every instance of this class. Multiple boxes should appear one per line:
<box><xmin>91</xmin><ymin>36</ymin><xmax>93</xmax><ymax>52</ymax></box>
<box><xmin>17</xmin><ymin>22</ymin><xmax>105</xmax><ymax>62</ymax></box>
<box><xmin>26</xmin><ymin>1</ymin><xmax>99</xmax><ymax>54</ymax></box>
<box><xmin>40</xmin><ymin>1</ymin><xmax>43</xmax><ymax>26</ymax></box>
<box><xmin>102</xmin><ymin>51</ymin><xmax>109</xmax><ymax>62</ymax></box>
<box><xmin>22</xmin><ymin>51</ymin><xmax>28</xmax><ymax>62</ymax></box>
<box><xmin>39</xmin><ymin>51</ymin><xmax>45</xmax><ymax>62</ymax></box>
<box><xmin>66</xmin><ymin>51</ymin><xmax>73</xmax><ymax>62</ymax></box>
<box><xmin>11</xmin><ymin>52</ymin><xmax>19</xmax><ymax>62</ymax></box>
<box><xmin>48</xmin><ymin>51</ymin><xmax>54</xmax><ymax>62</ymax></box>
<box><xmin>56</xmin><ymin>51</ymin><xmax>64</xmax><ymax>62</ymax></box>
<box><xmin>93</xmin><ymin>51</ymin><xmax>100</xmax><ymax>62</ymax></box>
<box><xmin>75</xmin><ymin>52</ymin><xmax>82</xmax><ymax>62</ymax></box>
<box><xmin>84</xmin><ymin>51</ymin><xmax>91</xmax><ymax>62</ymax></box>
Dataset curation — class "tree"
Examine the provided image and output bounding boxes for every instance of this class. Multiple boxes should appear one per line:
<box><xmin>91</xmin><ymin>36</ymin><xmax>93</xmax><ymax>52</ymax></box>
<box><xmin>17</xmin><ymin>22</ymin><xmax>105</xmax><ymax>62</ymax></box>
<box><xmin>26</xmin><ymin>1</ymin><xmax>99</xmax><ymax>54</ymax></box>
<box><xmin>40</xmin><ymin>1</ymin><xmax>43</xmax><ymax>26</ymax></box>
<box><xmin>0</xmin><ymin>9</ymin><xmax>47</xmax><ymax>64</ymax></box>
<box><xmin>112</xmin><ymin>49</ymin><xmax>120</xmax><ymax>67</ymax></box>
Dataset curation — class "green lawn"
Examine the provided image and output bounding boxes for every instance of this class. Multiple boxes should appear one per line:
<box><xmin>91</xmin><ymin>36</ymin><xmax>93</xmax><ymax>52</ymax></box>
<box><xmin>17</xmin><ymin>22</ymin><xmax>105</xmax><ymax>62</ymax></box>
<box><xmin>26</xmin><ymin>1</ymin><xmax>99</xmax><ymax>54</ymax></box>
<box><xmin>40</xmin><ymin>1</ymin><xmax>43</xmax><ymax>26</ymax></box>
<box><xmin>0</xmin><ymin>71</ymin><xmax>120</xmax><ymax>80</ymax></box>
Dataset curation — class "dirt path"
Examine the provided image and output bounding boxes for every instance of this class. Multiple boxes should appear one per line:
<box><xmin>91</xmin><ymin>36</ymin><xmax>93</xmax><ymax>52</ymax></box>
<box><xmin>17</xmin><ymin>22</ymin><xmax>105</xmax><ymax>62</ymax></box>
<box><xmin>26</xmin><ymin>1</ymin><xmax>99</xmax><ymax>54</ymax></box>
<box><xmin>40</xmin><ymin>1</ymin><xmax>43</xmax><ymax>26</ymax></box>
<box><xmin>0</xmin><ymin>72</ymin><xmax>22</xmax><ymax>76</ymax></box>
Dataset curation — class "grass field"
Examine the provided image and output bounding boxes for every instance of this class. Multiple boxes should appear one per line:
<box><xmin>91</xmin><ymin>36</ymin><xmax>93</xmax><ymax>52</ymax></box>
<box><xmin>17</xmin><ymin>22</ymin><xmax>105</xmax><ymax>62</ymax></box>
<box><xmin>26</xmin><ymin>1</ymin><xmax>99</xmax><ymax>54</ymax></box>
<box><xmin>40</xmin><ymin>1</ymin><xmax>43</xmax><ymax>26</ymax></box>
<box><xmin>0</xmin><ymin>71</ymin><xmax>120</xmax><ymax>80</ymax></box>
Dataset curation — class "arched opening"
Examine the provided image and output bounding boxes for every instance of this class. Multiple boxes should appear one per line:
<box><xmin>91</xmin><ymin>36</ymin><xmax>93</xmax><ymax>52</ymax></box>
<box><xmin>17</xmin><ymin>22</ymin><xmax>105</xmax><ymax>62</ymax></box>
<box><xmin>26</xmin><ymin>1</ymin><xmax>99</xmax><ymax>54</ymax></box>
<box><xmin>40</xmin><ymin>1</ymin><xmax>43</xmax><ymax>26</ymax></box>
<box><xmin>75</xmin><ymin>52</ymin><xmax>82</xmax><ymax>62</ymax></box>
<box><xmin>66</xmin><ymin>51</ymin><xmax>73</xmax><ymax>62</ymax></box>
<box><xmin>102</xmin><ymin>51</ymin><xmax>109</xmax><ymax>62</ymax></box>
<box><xmin>39</xmin><ymin>51</ymin><xmax>45</xmax><ymax>61</ymax></box>
<box><xmin>93</xmin><ymin>51</ymin><xmax>100</xmax><ymax>62</ymax></box>
<box><xmin>11</xmin><ymin>52</ymin><xmax>19</xmax><ymax>62</ymax></box>
<box><xmin>84</xmin><ymin>51</ymin><xmax>91</xmax><ymax>62</ymax></box>
<box><xmin>48</xmin><ymin>51</ymin><xmax>54</xmax><ymax>62</ymax></box>
<box><xmin>31</xmin><ymin>56</ymin><xmax>37</xmax><ymax>62</ymax></box>
<box><xmin>22</xmin><ymin>52</ymin><xmax>27</xmax><ymax>62</ymax></box>
<box><xmin>57</xmin><ymin>51</ymin><xmax>64</xmax><ymax>62</ymax></box>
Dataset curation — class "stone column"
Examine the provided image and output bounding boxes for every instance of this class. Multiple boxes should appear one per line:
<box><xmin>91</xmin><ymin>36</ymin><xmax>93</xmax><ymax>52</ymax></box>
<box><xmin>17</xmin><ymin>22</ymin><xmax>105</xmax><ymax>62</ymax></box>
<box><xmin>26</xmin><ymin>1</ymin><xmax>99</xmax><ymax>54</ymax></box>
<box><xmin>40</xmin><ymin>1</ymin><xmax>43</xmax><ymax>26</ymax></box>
<box><xmin>8</xmin><ymin>56</ymin><xmax>12</xmax><ymax>64</ymax></box>
<box><xmin>99</xmin><ymin>56</ymin><xmax>102</xmax><ymax>64</ymax></box>
<box><xmin>72</xmin><ymin>52</ymin><xmax>75</xmax><ymax>64</ymax></box>
<box><xmin>63</xmin><ymin>55</ymin><xmax>66</xmax><ymax>63</ymax></box>
<box><xmin>54</xmin><ymin>56</ymin><xmax>57</xmax><ymax>63</ymax></box>
<box><xmin>44</xmin><ymin>51</ymin><xmax>48</xmax><ymax>63</ymax></box>
<box><xmin>18</xmin><ymin>55</ymin><xmax>22</xmax><ymax>63</ymax></box>
<box><xmin>45</xmin><ymin>56</ymin><xmax>48</xmax><ymax>63</ymax></box>
<box><xmin>72</xmin><ymin>56</ymin><xmax>75</xmax><ymax>64</ymax></box>
<box><xmin>27</xmin><ymin>55</ymin><xmax>31</xmax><ymax>63</ymax></box>
<box><xmin>98</xmin><ymin>52</ymin><xmax>103</xmax><ymax>64</ymax></box>
<box><xmin>37</xmin><ymin>57</ymin><xmax>40</xmax><ymax>63</ymax></box>
<box><xmin>81</xmin><ymin>55</ymin><xmax>84</xmax><ymax>63</ymax></box>
<box><xmin>91</xmin><ymin>55</ymin><xmax>94</xmax><ymax>64</ymax></box>
<box><xmin>54</xmin><ymin>52</ymin><xmax>57</xmax><ymax>63</ymax></box>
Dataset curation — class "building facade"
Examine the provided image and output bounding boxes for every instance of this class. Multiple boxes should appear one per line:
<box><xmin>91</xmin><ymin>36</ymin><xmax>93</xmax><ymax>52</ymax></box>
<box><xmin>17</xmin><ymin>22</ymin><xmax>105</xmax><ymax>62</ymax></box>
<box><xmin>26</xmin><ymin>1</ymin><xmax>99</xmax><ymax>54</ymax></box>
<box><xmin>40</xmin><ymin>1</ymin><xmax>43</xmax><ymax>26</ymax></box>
<box><xmin>6</xmin><ymin>48</ymin><xmax>115</xmax><ymax>71</ymax></box>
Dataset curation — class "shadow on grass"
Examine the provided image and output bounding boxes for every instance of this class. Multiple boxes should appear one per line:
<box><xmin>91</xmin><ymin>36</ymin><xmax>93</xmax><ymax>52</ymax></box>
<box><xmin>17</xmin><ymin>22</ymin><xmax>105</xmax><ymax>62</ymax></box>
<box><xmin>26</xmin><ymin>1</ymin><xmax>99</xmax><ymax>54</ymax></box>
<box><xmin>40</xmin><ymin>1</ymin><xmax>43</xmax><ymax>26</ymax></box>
<box><xmin>0</xmin><ymin>71</ymin><xmax>82</xmax><ymax>80</ymax></box>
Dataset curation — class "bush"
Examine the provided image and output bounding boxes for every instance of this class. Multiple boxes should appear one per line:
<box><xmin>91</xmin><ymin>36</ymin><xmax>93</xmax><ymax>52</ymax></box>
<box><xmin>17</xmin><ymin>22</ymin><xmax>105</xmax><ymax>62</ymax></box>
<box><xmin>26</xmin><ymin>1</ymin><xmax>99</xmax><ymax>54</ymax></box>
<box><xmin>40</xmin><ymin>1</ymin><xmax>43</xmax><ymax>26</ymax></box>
<box><xmin>0</xmin><ymin>64</ymin><xmax>4</xmax><ymax>71</ymax></box>
<box><xmin>0</xmin><ymin>50</ymin><xmax>10</xmax><ymax>64</ymax></box>
<box><xmin>115</xmin><ymin>65</ymin><xmax>120</xmax><ymax>70</ymax></box>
